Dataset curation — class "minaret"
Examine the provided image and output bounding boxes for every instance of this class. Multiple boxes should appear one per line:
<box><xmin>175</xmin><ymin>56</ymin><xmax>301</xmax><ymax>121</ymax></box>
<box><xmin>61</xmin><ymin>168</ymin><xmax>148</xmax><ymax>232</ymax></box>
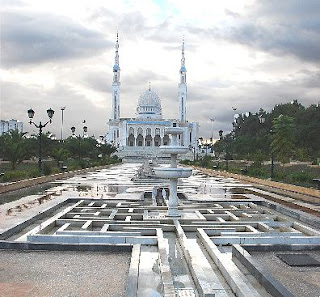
<box><xmin>111</xmin><ymin>33</ymin><xmax>120</xmax><ymax>120</ymax></box>
<box><xmin>178</xmin><ymin>38</ymin><xmax>187</xmax><ymax>123</ymax></box>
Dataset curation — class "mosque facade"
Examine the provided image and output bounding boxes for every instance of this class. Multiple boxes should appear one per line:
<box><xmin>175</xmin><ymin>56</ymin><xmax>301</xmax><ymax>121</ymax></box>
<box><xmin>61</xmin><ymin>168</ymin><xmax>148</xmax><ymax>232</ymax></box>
<box><xmin>106</xmin><ymin>35</ymin><xmax>199</xmax><ymax>161</ymax></box>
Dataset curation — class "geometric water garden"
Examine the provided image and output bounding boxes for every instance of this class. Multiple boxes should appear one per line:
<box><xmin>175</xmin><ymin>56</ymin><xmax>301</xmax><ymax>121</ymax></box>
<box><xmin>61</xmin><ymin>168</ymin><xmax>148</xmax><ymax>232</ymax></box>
<box><xmin>1</xmin><ymin>163</ymin><xmax>319</xmax><ymax>297</ymax></box>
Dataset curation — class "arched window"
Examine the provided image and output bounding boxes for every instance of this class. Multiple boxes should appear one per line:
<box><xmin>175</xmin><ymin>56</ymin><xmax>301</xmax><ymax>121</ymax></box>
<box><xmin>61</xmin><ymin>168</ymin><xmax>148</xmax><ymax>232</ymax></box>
<box><xmin>145</xmin><ymin>135</ymin><xmax>153</xmax><ymax>146</ymax></box>
<box><xmin>163</xmin><ymin>134</ymin><xmax>169</xmax><ymax>146</ymax></box>
<box><xmin>136</xmin><ymin>127</ymin><xmax>144</xmax><ymax>146</ymax></box>
<box><xmin>136</xmin><ymin>134</ymin><xmax>143</xmax><ymax>146</ymax></box>
<box><xmin>128</xmin><ymin>134</ymin><xmax>135</xmax><ymax>146</ymax></box>
<box><xmin>154</xmin><ymin>135</ymin><xmax>161</xmax><ymax>146</ymax></box>
<box><xmin>155</xmin><ymin>128</ymin><xmax>160</xmax><ymax>135</ymax></box>
<box><xmin>146</xmin><ymin>128</ymin><xmax>151</xmax><ymax>136</ymax></box>
<box><xmin>129</xmin><ymin>127</ymin><xmax>134</xmax><ymax>135</ymax></box>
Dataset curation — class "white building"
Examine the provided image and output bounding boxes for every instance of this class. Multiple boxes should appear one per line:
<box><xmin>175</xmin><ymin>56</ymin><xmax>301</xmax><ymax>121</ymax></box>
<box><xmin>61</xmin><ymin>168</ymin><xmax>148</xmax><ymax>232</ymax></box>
<box><xmin>0</xmin><ymin>119</ymin><xmax>23</xmax><ymax>135</ymax></box>
<box><xmin>106</xmin><ymin>35</ymin><xmax>199</xmax><ymax>161</ymax></box>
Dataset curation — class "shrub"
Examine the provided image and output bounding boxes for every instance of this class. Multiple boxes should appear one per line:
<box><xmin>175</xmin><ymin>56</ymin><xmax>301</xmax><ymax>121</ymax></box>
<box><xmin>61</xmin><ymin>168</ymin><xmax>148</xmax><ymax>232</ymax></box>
<box><xmin>42</xmin><ymin>163</ymin><xmax>53</xmax><ymax>175</ymax></box>
<box><xmin>1</xmin><ymin>170</ymin><xmax>29</xmax><ymax>182</ymax></box>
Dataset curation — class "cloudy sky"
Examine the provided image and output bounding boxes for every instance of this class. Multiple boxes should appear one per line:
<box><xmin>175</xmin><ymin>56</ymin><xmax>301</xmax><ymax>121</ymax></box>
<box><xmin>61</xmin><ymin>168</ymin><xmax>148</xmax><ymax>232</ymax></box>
<box><xmin>1</xmin><ymin>0</ymin><xmax>320</xmax><ymax>139</ymax></box>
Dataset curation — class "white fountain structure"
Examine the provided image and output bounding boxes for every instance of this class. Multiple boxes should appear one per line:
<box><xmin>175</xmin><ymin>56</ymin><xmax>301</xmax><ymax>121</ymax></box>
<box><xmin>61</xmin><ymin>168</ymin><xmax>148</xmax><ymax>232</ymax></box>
<box><xmin>154</xmin><ymin>127</ymin><xmax>192</xmax><ymax>217</ymax></box>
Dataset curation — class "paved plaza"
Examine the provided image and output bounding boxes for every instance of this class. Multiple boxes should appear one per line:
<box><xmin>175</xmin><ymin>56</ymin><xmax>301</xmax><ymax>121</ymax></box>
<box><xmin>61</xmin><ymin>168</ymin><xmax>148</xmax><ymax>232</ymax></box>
<box><xmin>0</xmin><ymin>163</ymin><xmax>319</xmax><ymax>297</ymax></box>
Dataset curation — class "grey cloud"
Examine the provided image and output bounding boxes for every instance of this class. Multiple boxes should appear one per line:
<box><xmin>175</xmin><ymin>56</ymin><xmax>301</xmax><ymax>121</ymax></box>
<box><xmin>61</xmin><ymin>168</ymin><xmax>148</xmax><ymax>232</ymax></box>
<box><xmin>1</xmin><ymin>11</ymin><xmax>112</xmax><ymax>67</ymax></box>
<box><xmin>80</xmin><ymin>71</ymin><xmax>110</xmax><ymax>93</ymax></box>
<box><xmin>185</xmin><ymin>69</ymin><xmax>320</xmax><ymax>138</ymax></box>
<box><xmin>119</xmin><ymin>11</ymin><xmax>148</xmax><ymax>37</ymax></box>
<box><xmin>252</xmin><ymin>0</ymin><xmax>320</xmax><ymax>19</ymax></box>
<box><xmin>90</xmin><ymin>7</ymin><xmax>183</xmax><ymax>46</ymax></box>
<box><xmin>224</xmin><ymin>9</ymin><xmax>240</xmax><ymax>18</ymax></box>
<box><xmin>124</xmin><ymin>70</ymin><xmax>168</xmax><ymax>87</ymax></box>
<box><xmin>185</xmin><ymin>1</ymin><xmax>320</xmax><ymax>63</ymax></box>
<box><xmin>1</xmin><ymin>81</ymin><xmax>109</xmax><ymax>137</ymax></box>
<box><xmin>0</xmin><ymin>0</ymin><xmax>25</xmax><ymax>8</ymax></box>
<box><xmin>300</xmin><ymin>71</ymin><xmax>320</xmax><ymax>88</ymax></box>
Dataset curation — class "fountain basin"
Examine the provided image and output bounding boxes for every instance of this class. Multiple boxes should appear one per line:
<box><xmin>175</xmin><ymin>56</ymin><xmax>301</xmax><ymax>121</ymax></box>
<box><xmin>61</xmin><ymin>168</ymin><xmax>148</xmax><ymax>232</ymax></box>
<box><xmin>154</xmin><ymin>167</ymin><xmax>192</xmax><ymax>179</ymax></box>
<box><xmin>159</xmin><ymin>146</ymin><xmax>190</xmax><ymax>155</ymax></box>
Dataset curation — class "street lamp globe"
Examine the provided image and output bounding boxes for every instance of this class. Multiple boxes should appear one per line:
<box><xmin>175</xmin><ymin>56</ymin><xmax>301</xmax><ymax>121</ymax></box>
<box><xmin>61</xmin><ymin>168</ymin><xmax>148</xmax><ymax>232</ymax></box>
<box><xmin>71</xmin><ymin>126</ymin><xmax>76</xmax><ymax>135</ymax></box>
<box><xmin>47</xmin><ymin>108</ymin><xmax>55</xmax><ymax>120</ymax></box>
<box><xmin>27</xmin><ymin>108</ymin><xmax>35</xmax><ymax>120</ymax></box>
<box><xmin>26</xmin><ymin>108</ymin><xmax>54</xmax><ymax>174</ymax></box>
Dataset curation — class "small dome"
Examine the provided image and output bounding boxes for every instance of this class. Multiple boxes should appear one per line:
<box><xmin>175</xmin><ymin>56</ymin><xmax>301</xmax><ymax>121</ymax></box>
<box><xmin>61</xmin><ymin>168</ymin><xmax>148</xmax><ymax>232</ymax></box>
<box><xmin>136</xmin><ymin>89</ymin><xmax>162</xmax><ymax>119</ymax></box>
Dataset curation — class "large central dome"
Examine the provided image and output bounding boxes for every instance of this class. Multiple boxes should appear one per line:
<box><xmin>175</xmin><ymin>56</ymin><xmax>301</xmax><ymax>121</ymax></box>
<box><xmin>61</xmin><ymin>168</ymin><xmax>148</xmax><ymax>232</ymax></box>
<box><xmin>136</xmin><ymin>89</ymin><xmax>162</xmax><ymax>119</ymax></box>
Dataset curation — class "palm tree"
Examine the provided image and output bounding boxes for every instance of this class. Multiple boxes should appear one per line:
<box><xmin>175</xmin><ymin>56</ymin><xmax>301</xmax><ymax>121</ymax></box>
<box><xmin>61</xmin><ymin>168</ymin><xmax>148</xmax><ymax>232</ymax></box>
<box><xmin>0</xmin><ymin>130</ymin><xmax>33</xmax><ymax>169</ymax></box>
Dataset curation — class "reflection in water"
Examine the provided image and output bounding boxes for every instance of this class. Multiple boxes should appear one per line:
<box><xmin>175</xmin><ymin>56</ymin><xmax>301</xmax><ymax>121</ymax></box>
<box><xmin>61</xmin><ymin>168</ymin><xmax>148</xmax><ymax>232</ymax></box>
<box><xmin>76</xmin><ymin>185</ymin><xmax>91</xmax><ymax>191</ymax></box>
<box><xmin>108</xmin><ymin>185</ymin><xmax>129</xmax><ymax>193</ymax></box>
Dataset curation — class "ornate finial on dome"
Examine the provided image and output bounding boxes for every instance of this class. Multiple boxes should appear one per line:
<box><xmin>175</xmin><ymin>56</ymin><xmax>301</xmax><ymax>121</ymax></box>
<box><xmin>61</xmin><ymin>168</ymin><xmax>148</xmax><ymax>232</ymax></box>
<box><xmin>149</xmin><ymin>81</ymin><xmax>151</xmax><ymax>91</ymax></box>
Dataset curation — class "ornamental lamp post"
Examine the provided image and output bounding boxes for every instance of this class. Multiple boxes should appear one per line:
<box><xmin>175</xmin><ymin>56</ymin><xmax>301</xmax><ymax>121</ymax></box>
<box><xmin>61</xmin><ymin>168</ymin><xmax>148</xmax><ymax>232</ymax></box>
<box><xmin>210</xmin><ymin>118</ymin><xmax>215</xmax><ymax>140</ymax></box>
<box><xmin>60</xmin><ymin>106</ymin><xmax>66</xmax><ymax>140</ymax></box>
<box><xmin>257</xmin><ymin>114</ymin><xmax>275</xmax><ymax>180</ymax></box>
<box><xmin>71</xmin><ymin>125</ymin><xmax>88</xmax><ymax>164</ymax></box>
<box><xmin>27</xmin><ymin>108</ymin><xmax>55</xmax><ymax>174</ymax></box>
<box><xmin>257</xmin><ymin>113</ymin><xmax>275</xmax><ymax>179</ymax></box>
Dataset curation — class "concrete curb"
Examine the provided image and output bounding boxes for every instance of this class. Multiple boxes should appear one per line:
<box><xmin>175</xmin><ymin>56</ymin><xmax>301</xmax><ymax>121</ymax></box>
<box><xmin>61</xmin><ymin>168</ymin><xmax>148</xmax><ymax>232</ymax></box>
<box><xmin>174</xmin><ymin>220</ymin><xmax>216</xmax><ymax>297</ymax></box>
<box><xmin>241</xmin><ymin>244</ymin><xmax>320</xmax><ymax>253</ymax></box>
<box><xmin>232</xmin><ymin>244</ymin><xmax>295</xmax><ymax>297</ymax></box>
<box><xmin>259</xmin><ymin>200</ymin><xmax>320</xmax><ymax>229</ymax></box>
<box><xmin>197</xmin><ymin>228</ymin><xmax>261</xmax><ymax>297</ymax></box>
<box><xmin>157</xmin><ymin>229</ymin><xmax>175</xmax><ymax>296</ymax></box>
<box><xmin>0</xmin><ymin>240</ymin><xmax>132</xmax><ymax>252</ymax></box>
<box><xmin>125</xmin><ymin>244</ymin><xmax>141</xmax><ymax>297</ymax></box>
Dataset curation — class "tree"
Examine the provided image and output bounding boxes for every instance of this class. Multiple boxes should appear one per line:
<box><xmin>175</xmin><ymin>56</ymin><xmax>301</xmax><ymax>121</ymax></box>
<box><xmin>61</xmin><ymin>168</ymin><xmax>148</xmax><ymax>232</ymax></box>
<box><xmin>0</xmin><ymin>130</ymin><xmax>33</xmax><ymax>169</ymax></box>
<box><xmin>96</xmin><ymin>143</ymin><xmax>117</xmax><ymax>161</ymax></box>
<box><xmin>212</xmin><ymin>101</ymin><xmax>318</xmax><ymax>163</ymax></box>
<box><xmin>271</xmin><ymin>115</ymin><xmax>295</xmax><ymax>163</ymax></box>
<box><xmin>51</xmin><ymin>146</ymin><xmax>70</xmax><ymax>166</ymax></box>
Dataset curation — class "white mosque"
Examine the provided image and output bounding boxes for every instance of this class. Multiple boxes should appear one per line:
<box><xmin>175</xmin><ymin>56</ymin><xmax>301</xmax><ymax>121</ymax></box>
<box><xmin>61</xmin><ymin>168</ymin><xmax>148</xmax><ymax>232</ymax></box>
<box><xmin>106</xmin><ymin>34</ymin><xmax>199</xmax><ymax>161</ymax></box>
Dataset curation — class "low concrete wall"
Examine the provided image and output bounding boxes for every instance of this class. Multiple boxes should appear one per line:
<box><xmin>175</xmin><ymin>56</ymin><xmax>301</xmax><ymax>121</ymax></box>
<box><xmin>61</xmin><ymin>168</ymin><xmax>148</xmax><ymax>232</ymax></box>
<box><xmin>232</xmin><ymin>244</ymin><xmax>295</xmax><ymax>297</ymax></box>
<box><xmin>0</xmin><ymin>199</ymin><xmax>68</xmax><ymax>240</ymax></box>
<box><xmin>0</xmin><ymin>241</ymin><xmax>132</xmax><ymax>252</ymax></box>
<box><xmin>192</xmin><ymin>166</ymin><xmax>320</xmax><ymax>199</ymax></box>
<box><xmin>125</xmin><ymin>244</ymin><xmax>140</xmax><ymax>297</ymax></box>
<box><xmin>0</xmin><ymin>164</ymin><xmax>118</xmax><ymax>194</ymax></box>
